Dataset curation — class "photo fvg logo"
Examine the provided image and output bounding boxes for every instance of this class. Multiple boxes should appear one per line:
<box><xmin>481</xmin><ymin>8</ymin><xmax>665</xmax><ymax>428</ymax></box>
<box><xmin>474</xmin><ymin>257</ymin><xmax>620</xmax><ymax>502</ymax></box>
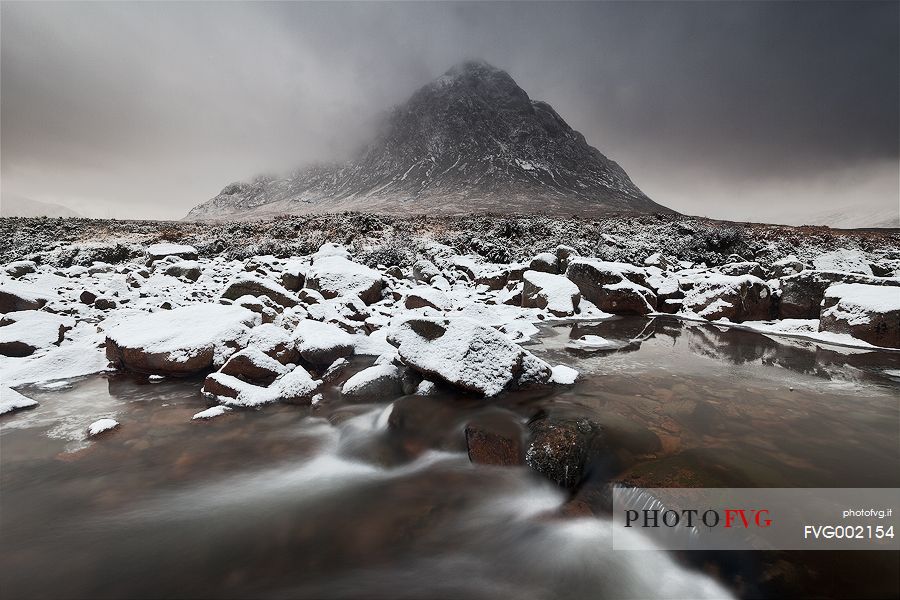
<box><xmin>624</xmin><ymin>508</ymin><xmax>772</xmax><ymax>529</ymax></box>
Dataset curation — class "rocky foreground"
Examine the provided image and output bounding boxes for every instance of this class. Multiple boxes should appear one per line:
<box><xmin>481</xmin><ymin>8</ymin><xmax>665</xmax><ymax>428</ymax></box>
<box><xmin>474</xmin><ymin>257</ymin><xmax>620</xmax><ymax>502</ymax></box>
<box><xmin>1</xmin><ymin>213</ymin><xmax>898</xmax><ymax>487</ymax></box>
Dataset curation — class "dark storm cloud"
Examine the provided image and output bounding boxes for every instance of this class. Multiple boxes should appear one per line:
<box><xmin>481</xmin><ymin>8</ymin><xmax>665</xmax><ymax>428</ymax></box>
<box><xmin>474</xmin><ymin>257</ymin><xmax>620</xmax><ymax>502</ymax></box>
<box><xmin>1</xmin><ymin>1</ymin><xmax>897</xmax><ymax>222</ymax></box>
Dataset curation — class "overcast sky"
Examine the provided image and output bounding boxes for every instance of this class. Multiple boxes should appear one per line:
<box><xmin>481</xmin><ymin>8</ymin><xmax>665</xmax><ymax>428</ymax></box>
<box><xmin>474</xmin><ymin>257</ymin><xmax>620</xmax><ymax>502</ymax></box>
<box><xmin>2</xmin><ymin>1</ymin><xmax>897</xmax><ymax>222</ymax></box>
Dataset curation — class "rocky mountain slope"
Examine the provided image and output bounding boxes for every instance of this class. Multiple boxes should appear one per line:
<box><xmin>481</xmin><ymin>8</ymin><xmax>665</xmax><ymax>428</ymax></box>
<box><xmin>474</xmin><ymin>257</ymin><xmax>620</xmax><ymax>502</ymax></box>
<box><xmin>186</xmin><ymin>60</ymin><xmax>669</xmax><ymax>220</ymax></box>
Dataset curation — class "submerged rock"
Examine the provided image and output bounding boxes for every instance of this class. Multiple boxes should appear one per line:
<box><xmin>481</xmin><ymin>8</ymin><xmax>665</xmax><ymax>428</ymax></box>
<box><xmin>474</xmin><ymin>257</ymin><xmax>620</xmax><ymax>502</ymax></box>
<box><xmin>465</xmin><ymin>421</ymin><xmax>524</xmax><ymax>466</ymax></box>
<box><xmin>525</xmin><ymin>416</ymin><xmax>609</xmax><ymax>490</ymax></box>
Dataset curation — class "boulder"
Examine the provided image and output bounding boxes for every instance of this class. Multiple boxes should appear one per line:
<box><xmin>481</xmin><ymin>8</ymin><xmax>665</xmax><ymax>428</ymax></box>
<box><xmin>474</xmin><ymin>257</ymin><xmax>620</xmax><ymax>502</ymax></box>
<box><xmin>221</xmin><ymin>275</ymin><xmax>299</xmax><ymax>308</ymax></box>
<box><xmin>94</xmin><ymin>297</ymin><xmax>117</xmax><ymax>310</ymax></box>
<box><xmin>521</xmin><ymin>270</ymin><xmax>580</xmax><ymax>316</ymax></box>
<box><xmin>386</xmin><ymin>317</ymin><xmax>553</xmax><ymax>397</ymax></box>
<box><xmin>244</xmin><ymin>323</ymin><xmax>300</xmax><ymax>364</ymax></box>
<box><xmin>279</xmin><ymin>260</ymin><xmax>307</xmax><ymax>291</ymax></box>
<box><xmin>476</xmin><ymin>265</ymin><xmax>527</xmax><ymax>290</ymax></box>
<box><xmin>525</xmin><ymin>416</ymin><xmax>609</xmax><ymax>490</ymax></box>
<box><xmin>554</xmin><ymin>245</ymin><xmax>579</xmax><ymax>272</ymax></box>
<box><xmin>0</xmin><ymin>283</ymin><xmax>51</xmax><ymax>314</ymax></box>
<box><xmin>218</xmin><ymin>346</ymin><xmax>289</xmax><ymax>385</ymax></box>
<box><xmin>145</xmin><ymin>243</ymin><xmax>198</xmax><ymax>266</ymax></box>
<box><xmin>715</xmin><ymin>261</ymin><xmax>764</xmax><ymax>278</ymax></box>
<box><xmin>412</xmin><ymin>259</ymin><xmax>441</xmax><ymax>284</ymax></box>
<box><xmin>767</xmin><ymin>255</ymin><xmax>805</xmax><ymax>278</ymax></box>
<box><xmin>201</xmin><ymin>372</ymin><xmax>272</xmax><ymax>406</ymax></box>
<box><xmin>5</xmin><ymin>260</ymin><xmax>37</xmax><ymax>278</ymax></box>
<box><xmin>79</xmin><ymin>290</ymin><xmax>97</xmax><ymax>305</ymax></box>
<box><xmin>163</xmin><ymin>260</ymin><xmax>201</xmax><ymax>281</ymax></box>
<box><xmin>780</xmin><ymin>270</ymin><xmax>899</xmax><ymax>319</ymax></box>
<box><xmin>819</xmin><ymin>283</ymin><xmax>900</xmax><ymax>348</ymax></box>
<box><xmin>404</xmin><ymin>286</ymin><xmax>450</xmax><ymax>311</ymax></box>
<box><xmin>305</xmin><ymin>256</ymin><xmax>383</xmax><ymax>305</ymax></box>
<box><xmin>0</xmin><ymin>311</ymin><xmax>73</xmax><ymax>357</ymax></box>
<box><xmin>340</xmin><ymin>363</ymin><xmax>410</xmax><ymax>400</ymax></box>
<box><xmin>105</xmin><ymin>304</ymin><xmax>259</xmax><ymax>376</ymax></box>
<box><xmin>680</xmin><ymin>274</ymin><xmax>773</xmax><ymax>322</ymax></box>
<box><xmin>565</xmin><ymin>259</ymin><xmax>656</xmax><ymax>315</ymax></box>
<box><xmin>202</xmin><ymin>364</ymin><xmax>320</xmax><ymax>407</ymax></box>
<box><xmin>276</xmin><ymin>365</ymin><xmax>322</xmax><ymax>404</ymax></box>
<box><xmin>293</xmin><ymin>319</ymin><xmax>354</xmax><ymax>365</ymax></box>
<box><xmin>529</xmin><ymin>252</ymin><xmax>559</xmax><ymax>274</ymax></box>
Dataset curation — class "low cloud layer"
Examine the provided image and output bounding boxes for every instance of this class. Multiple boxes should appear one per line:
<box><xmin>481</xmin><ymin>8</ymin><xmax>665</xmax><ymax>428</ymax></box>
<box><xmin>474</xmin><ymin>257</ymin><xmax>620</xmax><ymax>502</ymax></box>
<box><xmin>2</xmin><ymin>1</ymin><xmax>897</xmax><ymax>223</ymax></box>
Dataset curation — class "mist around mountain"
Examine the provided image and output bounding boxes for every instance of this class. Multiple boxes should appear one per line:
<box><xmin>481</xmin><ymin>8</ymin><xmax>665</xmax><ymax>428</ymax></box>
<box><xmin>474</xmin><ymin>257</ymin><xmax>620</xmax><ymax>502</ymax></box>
<box><xmin>1</xmin><ymin>194</ymin><xmax>81</xmax><ymax>218</ymax></box>
<box><xmin>187</xmin><ymin>61</ymin><xmax>670</xmax><ymax>220</ymax></box>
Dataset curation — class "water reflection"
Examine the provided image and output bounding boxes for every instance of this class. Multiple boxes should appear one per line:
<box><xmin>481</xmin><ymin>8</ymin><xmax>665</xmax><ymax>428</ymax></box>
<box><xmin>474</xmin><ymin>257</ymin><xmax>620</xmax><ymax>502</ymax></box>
<box><xmin>1</xmin><ymin>317</ymin><xmax>898</xmax><ymax>599</ymax></box>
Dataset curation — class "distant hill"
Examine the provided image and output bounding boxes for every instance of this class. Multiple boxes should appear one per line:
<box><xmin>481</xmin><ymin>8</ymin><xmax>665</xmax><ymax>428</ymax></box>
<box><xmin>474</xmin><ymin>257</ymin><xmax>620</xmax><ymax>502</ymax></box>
<box><xmin>187</xmin><ymin>60</ymin><xmax>671</xmax><ymax>220</ymax></box>
<box><xmin>1</xmin><ymin>195</ymin><xmax>81</xmax><ymax>218</ymax></box>
<box><xmin>799</xmin><ymin>205</ymin><xmax>899</xmax><ymax>229</ymax></box>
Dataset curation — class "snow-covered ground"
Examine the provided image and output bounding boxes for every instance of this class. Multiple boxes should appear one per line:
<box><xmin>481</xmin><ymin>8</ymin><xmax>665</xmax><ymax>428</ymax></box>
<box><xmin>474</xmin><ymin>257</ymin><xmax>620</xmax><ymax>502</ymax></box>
<box><xmin>1</xmin><ymin>223</ymin><xmax>898</xmax><ymax>418</ymax></box>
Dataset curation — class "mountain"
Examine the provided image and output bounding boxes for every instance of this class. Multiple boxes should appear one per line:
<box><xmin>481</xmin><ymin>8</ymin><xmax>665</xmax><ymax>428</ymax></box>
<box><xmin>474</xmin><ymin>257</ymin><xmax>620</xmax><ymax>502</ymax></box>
<box><xmin>1</xmin><ymin>194</ymin><xmax>81</xmax><ymax>218</ymax></box>
<box><xmin>186</xmin><ymin>60</ymin><xmax>671</xmax><ymax>220</ymax></box>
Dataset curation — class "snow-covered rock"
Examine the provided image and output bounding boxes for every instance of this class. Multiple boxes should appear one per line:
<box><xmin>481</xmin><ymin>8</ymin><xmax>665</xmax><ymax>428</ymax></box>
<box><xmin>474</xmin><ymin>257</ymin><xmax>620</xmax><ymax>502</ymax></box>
<box><xmin>5</xmin><ymin>260</ymin><xmax>36</xmax><ymax>278</ymax></box>
<box><xmin>386</xmin><ymin>317</ymin><xmax>552</xmax><ymax>397</ymax></box>
<box><xmin>192</xmin><ymin>405</ymin><xmax>232</xmax><ymax>420</ymax></box>
<box><xmin>221</xmin><ymin>275</ymin><xmax>299</xmax><ymax>307</ymax></box>
<box><xmin>0</xmin><ymin>311</ymin><xmax>73</xmax><ymax>357</ymax></box>
<box><xmin>0</xmin><ymin>282</ymin><xmax>52</xmax><ymax>313</ymax></box>
<box><xmin>105</xmin><ymin>304</ymin><xmax>259</xmax><ymax>376</ymax></box>
<box><xmin>779</xmin><ymin>270</ymin><xmax>899</xmax><ymax>319</ymax></box>
<box><xmin>145</xmin><ymin>243</ymin><xmax>197</xmax><ymax>266</ymax></box>
<box><xmin>275</xmin><ymin>365</ymin><xmax>321</xmax><ymax>404</ymax></box>
<box><xmin>550</xmin><ymin>364</ymin><xmax>579</xmax><ymax>384</ymax></box>
<box><xmin>529</xmin><ymin>252</ymin><xmax>559</xmax><ymax>274</ymax></box>
<box><xmin>162</xmin><ymin>260</ymin><xmax>201</xmax><ymax>281</ymax></box>
<box><xmin>293</xmin><ymin>319</ymin><xmax>354</xmax><ymax>365</ymax></box>
<box><xmin>305</xmin><ymin>255</ymin><xmax>383</xmax><ymax>305</ymax></box>
<box><xmin>680</xmin><ymin>273</ymin><xmax>772</xmax><ymax>322</ymax></box>
<box><xmin>218</xmin><ymin>346</ymin><xmax>289</xmax><ymax>385</ymax></box>
<box><xmin>404</xmin><ymin>286</ymin><xmax>450</xmax><ymax>311</ymax></box>
<box><xmin>819</xmin><ymin>283</ymin><xmax>900</xmax><ymax>348</ymax></box>
<box><xmin>521</xmin><ymin>270</ymin><xmax>580</xmax><ymax>316</ymax></box>
<box><xmin>341</xmin><ymin>363</ymin><xmax>410</xmax><ymax>400</ymax></box>
<box><xmin>202</xmin><ymin>372</ymin><xmax>276</xmax><ymax>407</ymax></box>
<box><xmin>87</xmin><ymin>418</ymin><xmax>119</xmax><ymax>437</ymax></box>
<box><xmin>565</xmin><ymin>259</ymin><xmax>655</xmax><ymax>315</ymax></box>
<box><xmin>2</xmin><ymin>339</ymin><xmax>110</xmax><ymax>387</ymax></box>
<box><xmin>243</xmin><ymin>323</ymin><xmax>300</xmax><ymax>364</ymax></box>
<box><xmin>0</xmin><ymin>386</ymin><xmax>38</xmax><ymax>414</ymax></box>
<box><xmin>566</xmin><ymin>335</ymin><xmax>628</xmax><ymax>352</ymax></box>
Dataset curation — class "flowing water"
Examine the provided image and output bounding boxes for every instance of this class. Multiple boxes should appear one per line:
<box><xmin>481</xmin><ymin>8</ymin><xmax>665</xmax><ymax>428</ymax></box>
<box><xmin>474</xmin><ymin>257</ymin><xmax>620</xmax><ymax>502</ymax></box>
<box><xmin>2</xmin><ymin>316</ymin><xmax>898</xmax><ymax>599</ymax></box>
